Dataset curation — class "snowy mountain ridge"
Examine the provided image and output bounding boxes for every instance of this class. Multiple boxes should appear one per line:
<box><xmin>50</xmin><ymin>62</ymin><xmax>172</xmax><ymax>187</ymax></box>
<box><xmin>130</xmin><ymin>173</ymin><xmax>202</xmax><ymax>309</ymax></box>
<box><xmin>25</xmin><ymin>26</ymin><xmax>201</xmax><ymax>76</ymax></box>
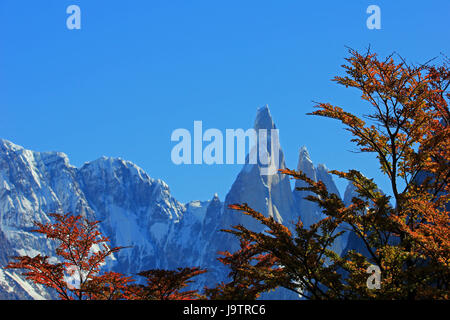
<box><xmin>0</xmin><ymin>106</ymin><xmax>348</xmax><ymax>299</ymax></box>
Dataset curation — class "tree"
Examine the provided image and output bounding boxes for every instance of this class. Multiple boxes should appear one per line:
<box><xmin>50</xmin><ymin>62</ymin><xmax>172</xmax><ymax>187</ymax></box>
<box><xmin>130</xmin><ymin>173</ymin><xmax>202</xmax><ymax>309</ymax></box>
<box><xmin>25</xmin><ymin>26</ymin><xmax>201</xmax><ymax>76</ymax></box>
<box><xmin>222</xmin><ymin>49</ymin><xmax>449</xmax><ymax>299</ymax></box>
<box><xmin>204</xmin><ymin>239</ymin><xmax>284</xmax><ymax>300</ymax></box>
<box><xmin>83</xmin><ymin>271</ymin><xmax>135</xmax><ymax>300</ymax></box>
<box><xmin>129</xmin><ymin>267</ymin><xmax>207</xmax><ymax>300</ymax></box>
<box><xmin>6</xmin><ymin>213</ymin><xmax>132</xmax><ymax>300</ymax></box>
<box><xmin>6</xmin><ymin>213</ymin><xmax>209</xmax><ymax>300</ymax></box>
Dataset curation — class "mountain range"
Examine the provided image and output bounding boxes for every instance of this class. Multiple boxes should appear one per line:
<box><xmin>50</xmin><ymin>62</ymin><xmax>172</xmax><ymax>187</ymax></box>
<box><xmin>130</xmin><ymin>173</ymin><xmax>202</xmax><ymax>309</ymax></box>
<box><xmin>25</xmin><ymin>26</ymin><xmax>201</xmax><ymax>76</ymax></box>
<box><xmin>0</xmin><ymin>105</ymin><xmax>352</xmax><ymax>299</ymax></box>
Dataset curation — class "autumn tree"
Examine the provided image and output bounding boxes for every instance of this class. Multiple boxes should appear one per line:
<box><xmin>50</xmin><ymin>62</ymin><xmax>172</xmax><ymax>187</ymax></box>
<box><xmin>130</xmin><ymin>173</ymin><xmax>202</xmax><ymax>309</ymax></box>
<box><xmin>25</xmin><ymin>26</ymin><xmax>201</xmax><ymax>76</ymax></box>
<box><xmin>6</xmin><ymin>213</ymin><xmax>133</xmax><ymax>300</ymax></box>
<box><xmin>128</xmin><ymin>267</ymin><xmax>207</xmax><ymax>300</ymax></box>
<box><xmin>222</xmin><ymin>49</ymin><xmax>449</xmax><ymax>299</ymax></box>
<box><xmin>83</xmin><ymin>271</ymin><xmax>135</xmax><ymax>300</ymax></box>
<box><xmin>204</xmin><ymin>239</ymin><xmax>284</xmax><ymax>300</ymax></box>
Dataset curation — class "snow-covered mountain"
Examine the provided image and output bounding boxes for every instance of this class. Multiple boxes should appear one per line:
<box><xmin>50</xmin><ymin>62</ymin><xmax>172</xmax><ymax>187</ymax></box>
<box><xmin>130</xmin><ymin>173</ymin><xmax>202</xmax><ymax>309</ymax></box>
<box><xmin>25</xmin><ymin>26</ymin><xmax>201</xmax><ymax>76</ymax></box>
<box><xmin>217</xmin><ymin>106</ymin><xmax>297</xmax><ymax>250</ymax></box>
<box><xmin>0</xmin><ymin>139</ymin><xmax>188</xmax><ymax>298</ymax></box>
<box><xmin>0</xmin><ymin>105</ymin><xmax>347</xmax><ymax>299</ymax></box>
<box><xmin>293</xmin><ymin>146</ymin><xmax>348</xmax><ymax>254</ymax></box>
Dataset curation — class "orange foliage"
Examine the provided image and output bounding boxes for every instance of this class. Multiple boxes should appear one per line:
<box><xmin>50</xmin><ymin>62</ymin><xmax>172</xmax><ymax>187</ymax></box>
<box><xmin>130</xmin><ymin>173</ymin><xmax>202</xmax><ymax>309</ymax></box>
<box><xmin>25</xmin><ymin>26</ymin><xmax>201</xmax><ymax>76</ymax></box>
<box><xmin>224</xmin><ymin>49</ymin><xmax>449</xmax><ymax>299</ymax></box>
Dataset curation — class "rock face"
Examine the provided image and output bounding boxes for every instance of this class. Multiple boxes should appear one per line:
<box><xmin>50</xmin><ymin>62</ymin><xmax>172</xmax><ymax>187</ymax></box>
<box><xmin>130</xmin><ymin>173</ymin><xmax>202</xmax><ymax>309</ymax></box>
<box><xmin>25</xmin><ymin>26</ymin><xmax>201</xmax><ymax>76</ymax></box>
<box><xmin>199</xmin><ymin>106</ymin><xmax>300</xmax><ymax>299</ymax></box>
<box><xmin>292</xmin><ymin>147</ymin><xmax>347</xmax><ymax>255</ymax></box>
<box><xmin>293</xmin><ymin>146</ymin><xmax>321</xmax><ymax>228</ymax></box>
<box><xmin>0</xmin><ymin>105</ymin><xmax>347</xmax><ymax>299</ymax></box>
<box><xmin>77</xmin><ymin>157</ymin><xmax>185</xmax><ymax>273</ymax></box>
<box><xmin>0</xmin><ymin>139</ymin><xmax>188</xmax><ymax>298</ymax></box>
<box><xmin>219</xmin><ymin>106</ymin><xmax>297</xmax><ymax>250</ymax></box>
<box><xmin>0</xmin><ymin>139</ymin><xmax>89</xmax><ymax>299</ymax></box>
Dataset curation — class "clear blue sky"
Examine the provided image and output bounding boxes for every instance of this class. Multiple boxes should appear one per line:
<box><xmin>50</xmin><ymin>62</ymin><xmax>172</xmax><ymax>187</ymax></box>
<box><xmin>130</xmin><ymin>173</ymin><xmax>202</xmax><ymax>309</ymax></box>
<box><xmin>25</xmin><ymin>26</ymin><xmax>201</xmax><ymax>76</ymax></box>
<box><xmin>1</xmin><ymin>0</ymin><xmax>449</xmax><ymax>203</ymax></box>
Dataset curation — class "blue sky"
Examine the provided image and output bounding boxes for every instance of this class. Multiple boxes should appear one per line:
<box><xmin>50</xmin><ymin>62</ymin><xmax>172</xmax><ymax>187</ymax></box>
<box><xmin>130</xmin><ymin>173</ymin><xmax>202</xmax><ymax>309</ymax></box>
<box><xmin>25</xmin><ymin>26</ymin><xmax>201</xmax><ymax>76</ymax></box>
<box><xmin>1</xmin><ymin>0</ymin><xmax>449</xmax><ymax>203</ymax></box>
